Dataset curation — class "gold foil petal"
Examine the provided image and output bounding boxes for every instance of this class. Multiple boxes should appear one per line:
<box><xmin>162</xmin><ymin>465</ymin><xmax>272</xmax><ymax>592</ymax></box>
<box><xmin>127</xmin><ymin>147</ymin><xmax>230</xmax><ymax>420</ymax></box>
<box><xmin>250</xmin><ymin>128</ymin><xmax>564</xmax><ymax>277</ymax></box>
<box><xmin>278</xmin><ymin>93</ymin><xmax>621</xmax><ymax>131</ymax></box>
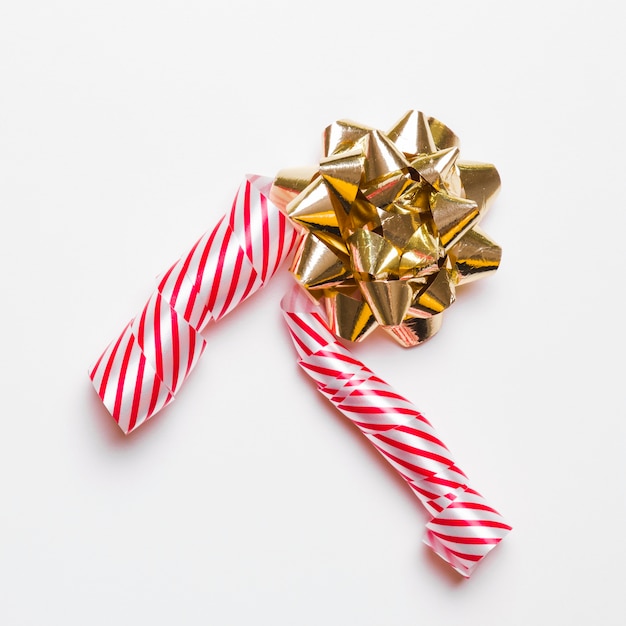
<box><xmin>442</xmin><ymin>167</ymin><xmax>464</xmax><ymax>198</ymax></box>
<box><xmin>326</xmin><ymin>290</ymin><xmax>378</xmax><ymax>343</ymax></box>
<box><xmin>399</xmin><ymin>225</ymin><xmax>442</xmax><ymax>276</ymax></box>
<box><xmin>387</xmin><ymin>110</ymin><xmax>437</xmax><ymax>157</ymax></box>
<box><xmin>457</xmin><ymin>161</ymin><xmax>501</xmax><ymax>216</ymax></box>
<box><xmin>359</xmin><ymin>279</ymin><xmax>413</xmax><ymax>327</ymax></box>
<box><xmin>377</xmin><ymin>209</ymin><xmax>416</xmax><ymax>249</ymax></box>
<box><xmin>393</xmin><ymin>179</ymin><xmax>435</xmax><ymax>216</ymax></box>
<box><xmin>291</xmin><ymin>233</ymin><xmax>352</xmax><ymax>290</ymax></box>
<box><xmin>427</xmin><ymin>115</ymin><xmax>460</xmax><ymax>150</ymax></box>
<box><xmin>344</xmin><ymin>195</ymin><xmax>382</xmax><ymax>235</ymax></box>
<box><xmin>287</xmin><ymin>176</ymin><xmax>340</xmax><ymax>231</ymax></box>
<box><xmin>323</xmin><ymin>185</ymin><xmax>381</xmax><ymax>240</ymax></box>
<box><xmin>412</xmin><ymin>269</ymin><xmax>455</xmax><ymax>316</ymax></box>
<box><xmin>382</xmin><ymin>313</ymin><xmax>444</xmax><ymax>347</ymax></box>
<box><xmin>358</xmin><ymin>131</ymin><xmax>410</xmax><ymax>184</ymax></box>
<box><xmin>287</xmin><ymin>177</ymin><xmax>348</xmax><ymax>258</ymax></box>
<box><xmin>448</xmin><ymin>226</ymin><xmax>502</xmax><ymax>285</ymax></box>
<box><xmin>320</xmin><ymin>147</ymin><xmax>365</xmax><ymax>205</ymax></box>
<box><xmin>348</xmin><ymin>229</ymin><xmax>400</xmax><ymax>279</ymax></box>
<box><xmin>314</xmin><ymin>231</ymin><xmax>350</xmax><ymax>260</ymax></box>
<box><xmin>410</xmin><ymin>147</ymin><xmax>460</xmax><ymax>190</ymax></box>
<box><xmin>430</xmin><ymin>191</ymin><xmax>480</xmax><ymax>250</ymax></box>
<box><xmin>270</xmin><ymin>166</ymin><xmax>319</xmax><ymax>212</ymax></box>
<box><xmin>361</xmin><ymin>171</ymin><xmax>413</xmax><ymax>208</ymax></box>
<box><xmin>323</xmin><ymin>119</ymin><xmax>373</xmax><ymax>157</ymax></box>
<box><xmin>326</xmin><ymin>279</ymin><xmax>359</xmax><ymax>297</ymax></box>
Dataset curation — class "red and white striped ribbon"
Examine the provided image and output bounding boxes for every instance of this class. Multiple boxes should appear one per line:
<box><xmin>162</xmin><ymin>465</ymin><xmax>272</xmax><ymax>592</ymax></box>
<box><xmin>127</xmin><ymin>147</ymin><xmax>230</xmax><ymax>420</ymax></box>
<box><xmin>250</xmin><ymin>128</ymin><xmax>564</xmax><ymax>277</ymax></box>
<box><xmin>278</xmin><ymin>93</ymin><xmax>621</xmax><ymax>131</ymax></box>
<box><xmin>281</xmin><ymin>286</ymin><xmax>511</xmax><ymax>577</ymax></box>
<box><xmin>90</xmin><ymin>175</ymin><xmax>298</xmax><ymax>434</ymax></box>
<box><xmin>89</xmin><ymin>173</ymin><xmax>510</xmax><ymax>575</ymax></box>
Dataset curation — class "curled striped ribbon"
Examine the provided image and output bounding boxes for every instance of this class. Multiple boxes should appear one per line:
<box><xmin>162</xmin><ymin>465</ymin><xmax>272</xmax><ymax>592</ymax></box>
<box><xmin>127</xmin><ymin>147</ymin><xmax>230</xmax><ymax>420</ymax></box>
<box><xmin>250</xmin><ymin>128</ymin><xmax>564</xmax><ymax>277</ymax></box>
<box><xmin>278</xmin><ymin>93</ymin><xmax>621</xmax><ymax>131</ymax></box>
<box><xmin>281</xmin><ymin>286</ymin><xmax>511</xmax><ymax>577</ymax></box>
<box><xmin>89</xmin><ymin>175</ymin><xmax>297</xmax><ymax>433</ymax></box>
<box><xmin>90</xmin><ymin>174</ymin><xmax>510</xmax><ymax>576</ymax></box>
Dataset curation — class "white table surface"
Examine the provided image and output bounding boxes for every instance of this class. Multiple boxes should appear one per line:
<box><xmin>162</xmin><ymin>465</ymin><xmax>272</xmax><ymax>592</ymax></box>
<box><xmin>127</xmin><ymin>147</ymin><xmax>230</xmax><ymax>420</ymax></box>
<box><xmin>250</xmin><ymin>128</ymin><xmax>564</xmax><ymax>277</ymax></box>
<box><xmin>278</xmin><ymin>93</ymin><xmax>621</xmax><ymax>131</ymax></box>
<box><xmin>1</xmin><ymin>1</ymin><xmax>624</xmax><ymax>624</ymax></box>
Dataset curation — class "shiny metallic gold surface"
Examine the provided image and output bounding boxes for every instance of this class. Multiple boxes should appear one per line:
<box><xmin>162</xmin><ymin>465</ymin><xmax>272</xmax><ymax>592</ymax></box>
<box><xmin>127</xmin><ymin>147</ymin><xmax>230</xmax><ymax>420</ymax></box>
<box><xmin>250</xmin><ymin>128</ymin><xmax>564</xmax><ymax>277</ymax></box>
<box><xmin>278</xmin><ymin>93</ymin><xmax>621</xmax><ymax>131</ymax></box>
<box><xmin>412</xmin><ymin>268</ymin><xmax>456</xmax><ymax>316</ymax></box>
<box><xmin>387</xmin><ymin>110</ymin><xmax>437</xmax><ymax>155</ymax></box>
<box><xmin>360</xmin><ymin>280</ymin><xmax>413</xmax><ymax>326</ymax></box>
<box><xmin>457</xmin><ymin>161</ymin><xmax>501</xmax><ymax>215</ymax></box>
<box><xmin>291</xmin><ymin>234</ymin><xmax>352</xmax><ymax>289</ymax></box>
<box><xmin>426</xmin><ymin>115</ymin><xmax>460</xmax><ymax>150</ymax></box>
<box><xmin>382</xmin><ymin>312</ymin><xmax>444</xmax><ymax>347</ymax></box>
<box><xmin>323</xmin><ymin>119</ymin><xmax>373</xmax><ymax>157</ymax></box>
<box><xmin>348</xmin><ymin>229</ymin><xmax>399</xmax><ymax>279</ymax></box>
<box><xmin>410</xmin><ymin>147</ymin><xmax>459</xmax><ymax>191</ymax></box>
<box><xmin>430</xmin><ymin>191</ymin><xmax>480</xmax><ymax>250</ymax></box>
<box><xmin>271</xmin><ymin>111</ymin><xmax>502</xmax><ymax>346</ymax></box>
<box><xmin>270</xmin><ymin>166</ymin><xmax>319</xmax><ymax>212</ymax></box>
<box><xmin>448</xmin><ymin>226</ymin><xmax>502</xmax><ymax>285</ymax></box>
<box><xmin>320</xmin><ymin>148</ymin><xmax>365</xmax><ymax>204</ymax></box>
<box><xmin>327</xmin><ymin>290</ymin><xmax>378</xmax><ymax>342</ymax></box>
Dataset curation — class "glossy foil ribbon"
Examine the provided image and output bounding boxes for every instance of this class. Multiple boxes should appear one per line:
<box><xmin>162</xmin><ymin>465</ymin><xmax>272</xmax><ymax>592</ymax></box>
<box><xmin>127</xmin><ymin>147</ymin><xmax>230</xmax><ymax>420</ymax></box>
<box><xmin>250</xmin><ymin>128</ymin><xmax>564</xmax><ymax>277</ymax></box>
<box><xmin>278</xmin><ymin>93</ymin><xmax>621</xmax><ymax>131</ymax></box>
<box><xmin>270</xmin><ymin>110</ymin><xmax>502</xmax><ymax>346</ymax></box>
<box><xmin>89</xmin><ymin>112</ymin><xmax>510</xmax><ymax>575</ymax></box>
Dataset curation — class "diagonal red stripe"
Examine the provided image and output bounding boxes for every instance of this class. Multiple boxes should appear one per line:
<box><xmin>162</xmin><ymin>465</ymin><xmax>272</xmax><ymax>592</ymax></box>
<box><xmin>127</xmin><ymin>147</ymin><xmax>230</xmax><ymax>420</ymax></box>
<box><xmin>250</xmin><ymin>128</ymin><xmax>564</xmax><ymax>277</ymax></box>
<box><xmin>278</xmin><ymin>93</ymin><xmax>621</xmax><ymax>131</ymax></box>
<box><xmin>429</xmin><ymin>530</ymin><xmax>502</xmax><ymax>545</ymax></box>
<box><xmin>260</xmin><ymin>190</ymin><xmax>270</xmax><ymax>282</ymax></box>
<box><xmin>395</xmin><ymin>425</ymin><xmax>448</xmax><ymax>451</ymax></box>
<box><xmin>113</xmin><ymin>333</ymin><xmax>136</xmax><ymax>422</ymax></box>
<box><xmin>273</xmin><ymin>210</ymin><xmax>286</xmax><ymax>276</ymax></box>
<box><xmin>430</xmin><ymin>518</ymin><xmax>512</xmax><ymax>530</ymax></box>
<box><xmin>239</xmin><ymin>265</ymin><xmax>259</xmax><ymax>304</ymax></box>
<box><xmin>217</xmin><ymin>246</ymin><xmax>244</xmax><ymax>319</ymax></box>
<box><xmin>170</xmin><ymin>306</ymin><xmax>180</xmax><ymax>392</ymax></box>
<box><xmin>168</xmin><ymin>235</ymin><xmax>202</xmax><ymax>308</ymax></box>
<box><xmin>157</xmin><ymin>262</ymin><xmax>177</xmax><ymax>294</ymax></box>
<box><xmin>338</xmin><ymin>404</ymin><xmax>421</xmax><ymax>417</ymax></box>
<box><xmin>204</xmin><ymin>224</ymin><xmax>232</xmax><ymax>321</ymax></box>
<box><xmin>374</xmin><ymin>433</ymin><xmax>456</xmax><ymax>468</ymax></box>
<box><xmin>369</xmin><ymin>442</ymin><xmax>436</xmax><ymax>479</ymax></box>
<box><xmin>290</xmin><ymin>331</ymin><xmax>313</xmax><ymax>356</ymax></box>
<box><xmin>440</xmin><ymin>546</ymin><xmax>483</xmax><ymax>562</ymax></box>
<box><xmin>186</xmin><ymin>325</ymin><xmax>196</xmax><ymax>377</ymax></box>
<box><xmin>128</xmin><ymin>352</ymin><xmax>146</xmax><ymax>432</ymax></box>
<box><xmin>288</xmin><ymin>312</ymin><xmax>330</xmax><ymax>348</ymax></box>
<box><xmin>147</xmin><ymin>375</ymin><xmax>161</xmax><ymax>419</ymax></box>
<box><xmin>243</xmin><ymin>181</ymin><xmax>254</xmax><ymax>265</ymax></box>
<box><xmin>194</xmin><ymin>217</ymin><xmax>223</xmax><ymax>291</ymax></box>
<box><xmin>154</xmin><ymin>294</ymin><xmax>164</xmax><ymax>382</ymax></box>
<box><xmin>299</xmin><ymin>362</ymin><xmax>343</xmax><ymax>378</ymax></box>
<box><xmin>89</xmin><ymin>344</ymin><xmax>107</xmax><ymax>381</ymax></box>
<box><xmin>312</xmin><ymin>348</ymin><xmax>363</xmax><ymax>368</ymax></box>
<box><xmin>446</xmin><ymin>501</ymin><xmax>501</xmax><ymax>515</ymax></box>
<box><xmin>97</xmin><ymin>322</ymin><xmax>130</xmax><ymax>399</ymax></box>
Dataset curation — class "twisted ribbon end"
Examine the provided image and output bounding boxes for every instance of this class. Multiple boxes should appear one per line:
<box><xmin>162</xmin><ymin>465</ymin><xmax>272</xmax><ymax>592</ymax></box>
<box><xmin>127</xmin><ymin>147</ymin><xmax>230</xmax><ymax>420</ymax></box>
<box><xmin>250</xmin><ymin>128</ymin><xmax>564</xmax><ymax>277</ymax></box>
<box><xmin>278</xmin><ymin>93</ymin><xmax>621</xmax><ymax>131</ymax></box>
<box><xmin>423</xmin><ymin>489</ymin><xmax>512</xmax><ymax>578</ymax></box>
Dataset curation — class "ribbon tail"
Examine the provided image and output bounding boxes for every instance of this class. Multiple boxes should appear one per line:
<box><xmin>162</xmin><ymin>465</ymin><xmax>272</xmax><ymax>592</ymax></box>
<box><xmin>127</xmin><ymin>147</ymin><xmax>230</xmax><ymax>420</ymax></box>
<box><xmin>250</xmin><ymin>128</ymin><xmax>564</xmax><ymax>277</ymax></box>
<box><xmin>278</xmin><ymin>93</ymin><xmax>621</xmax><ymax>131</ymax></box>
<box><xmin>280</xmin><ymin>285</ymin><xmax>511</xmax><ymax>577</ymax></box>
<box><xmin>89</xmin><ymin>175</ymin><xmax>298</xmax><ymax>434</ymax></box>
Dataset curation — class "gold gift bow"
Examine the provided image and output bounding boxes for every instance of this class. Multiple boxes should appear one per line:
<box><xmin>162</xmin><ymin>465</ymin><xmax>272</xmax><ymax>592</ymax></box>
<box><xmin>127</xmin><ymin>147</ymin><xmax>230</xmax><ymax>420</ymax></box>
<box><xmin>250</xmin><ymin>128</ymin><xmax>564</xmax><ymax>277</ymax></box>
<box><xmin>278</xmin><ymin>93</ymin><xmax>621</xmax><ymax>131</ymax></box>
<box><xmin>270</xmin><ymin>111</ymin><xmax>501</xmax><ymax>347</ymax></box>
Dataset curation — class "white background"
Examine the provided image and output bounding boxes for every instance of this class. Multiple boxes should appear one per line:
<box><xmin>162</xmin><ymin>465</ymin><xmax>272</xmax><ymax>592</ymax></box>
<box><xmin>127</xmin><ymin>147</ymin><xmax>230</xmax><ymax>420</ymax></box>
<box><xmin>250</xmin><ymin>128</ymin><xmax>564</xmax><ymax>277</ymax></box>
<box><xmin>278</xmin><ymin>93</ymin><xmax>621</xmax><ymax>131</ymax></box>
<box><xmin>1</xmin><ymin>1</ymin><xmax>625</xmax><ymax>624</ymax></box>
